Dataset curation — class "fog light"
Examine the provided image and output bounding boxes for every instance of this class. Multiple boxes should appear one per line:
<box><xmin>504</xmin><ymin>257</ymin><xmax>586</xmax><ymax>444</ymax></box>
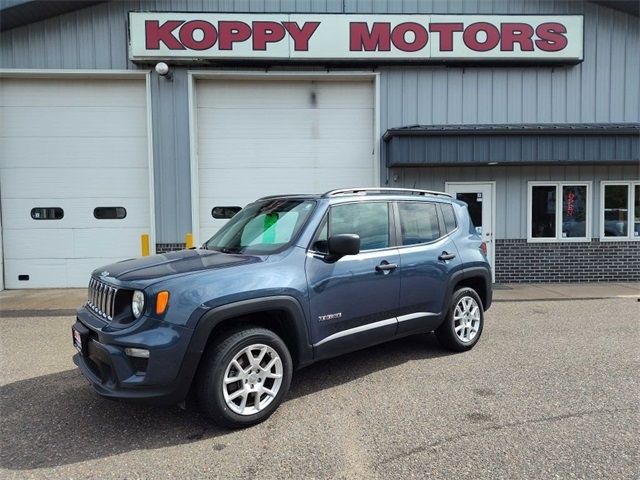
<box><xmin>125</xmin><ymin>347</ymin><xmax>150</xmax><ymax>358</ymax></box>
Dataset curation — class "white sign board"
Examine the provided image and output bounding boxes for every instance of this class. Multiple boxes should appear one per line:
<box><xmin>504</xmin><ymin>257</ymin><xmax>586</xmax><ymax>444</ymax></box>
<box><xmin>129</xmin><ymin>12</ymin><xmax>584</xmax><ymax>63</ymax></box>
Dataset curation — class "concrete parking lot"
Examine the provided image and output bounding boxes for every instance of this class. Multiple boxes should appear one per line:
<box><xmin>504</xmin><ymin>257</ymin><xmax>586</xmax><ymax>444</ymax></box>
<box><xmin>1</xmin><ymin>295</ymin><xmax>639</xmax><ymax>479</ymax></box>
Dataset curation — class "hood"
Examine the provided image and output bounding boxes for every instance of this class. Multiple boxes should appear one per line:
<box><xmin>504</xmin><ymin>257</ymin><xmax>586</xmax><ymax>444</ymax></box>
<box><xmin>92</xmin><ymin>249</ymin><xmax>262</xmax><ymax>283</ymax></box>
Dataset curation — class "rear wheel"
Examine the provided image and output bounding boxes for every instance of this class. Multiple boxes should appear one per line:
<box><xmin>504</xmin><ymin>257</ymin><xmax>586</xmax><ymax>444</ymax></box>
<box><xmin>435</xmin><ymin>287</ymin><xmax>484</xmax><ymax>351</ymax></box>
<box><xmin>197</xmin><ymin>327</ymin><xmax>293</xmax><ymax>428</ymax></box>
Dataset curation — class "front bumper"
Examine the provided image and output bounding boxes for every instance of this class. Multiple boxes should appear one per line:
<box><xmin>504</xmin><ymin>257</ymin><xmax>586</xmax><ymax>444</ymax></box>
<box><xmin>72</xmin><ymin>306</ymin><xmax>200</xmax><ymax>405</ymax></box>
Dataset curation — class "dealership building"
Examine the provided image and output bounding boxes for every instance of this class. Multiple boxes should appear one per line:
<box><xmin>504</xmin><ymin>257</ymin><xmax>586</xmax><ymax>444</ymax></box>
<box><xmin>0</xmin><ymin>0</ymin><xmax>638</xmax><ymax>289</ymax></box>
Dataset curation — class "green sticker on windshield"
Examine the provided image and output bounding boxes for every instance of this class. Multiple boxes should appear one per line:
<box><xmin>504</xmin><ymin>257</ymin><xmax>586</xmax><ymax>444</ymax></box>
<box><xmin>263</xmin><ymin>212</ymin><xmax>279</xmax><ymax>243</ymax></box>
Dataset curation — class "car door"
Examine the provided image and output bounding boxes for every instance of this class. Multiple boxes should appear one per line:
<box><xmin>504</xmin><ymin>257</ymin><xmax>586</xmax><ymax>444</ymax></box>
<box><xmin>305</xmin><ymin>201</ymin><xmax>400</xmax><ymax>360</ymax></box>
<box><xmin>394</xmin><ymin>201</ymin><xmax>464</xmax><ymax>335</ymax></box>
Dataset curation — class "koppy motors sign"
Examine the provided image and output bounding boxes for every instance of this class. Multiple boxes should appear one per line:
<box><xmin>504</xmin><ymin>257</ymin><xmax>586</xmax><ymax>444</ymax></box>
<box><xmin>128</xmin><ymin>12</ymin><xmax>584</xmax><ymax>63</ymax></box>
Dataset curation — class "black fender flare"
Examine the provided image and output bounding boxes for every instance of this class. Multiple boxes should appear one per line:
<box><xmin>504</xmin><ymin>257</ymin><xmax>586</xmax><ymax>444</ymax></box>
<box><xmin>187</xmin><ymin>296</ymin><xmax>314</xmax><ymax>370</ymax></box>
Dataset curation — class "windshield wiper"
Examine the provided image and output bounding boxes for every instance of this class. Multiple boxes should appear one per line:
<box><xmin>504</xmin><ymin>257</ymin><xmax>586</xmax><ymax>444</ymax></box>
<box><xmin>219</xmin><ymin>247</ymin><xmax>242</xmax><ymax>254</ymax></box>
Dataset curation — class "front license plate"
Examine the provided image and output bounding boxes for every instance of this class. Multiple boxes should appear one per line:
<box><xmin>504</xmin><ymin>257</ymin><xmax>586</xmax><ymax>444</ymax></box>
<box><xmin>73</xmin><ymin>328</ymin><xmax>83</xmax><ymax>353</ymax></box>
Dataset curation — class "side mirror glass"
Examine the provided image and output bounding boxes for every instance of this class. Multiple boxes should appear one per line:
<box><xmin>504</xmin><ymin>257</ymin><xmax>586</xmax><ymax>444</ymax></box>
<box><xmin>326</xmin><ymin>234</ymin><xmax>360</xmax><ymax>261</ymax></box>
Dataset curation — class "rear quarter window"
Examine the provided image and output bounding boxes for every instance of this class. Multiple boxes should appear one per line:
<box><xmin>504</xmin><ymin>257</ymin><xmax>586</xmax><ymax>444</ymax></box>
<box><xmin>441</xmin><ymin>204</ymin><xmax>458</xmax><ymax>233</ymax></box>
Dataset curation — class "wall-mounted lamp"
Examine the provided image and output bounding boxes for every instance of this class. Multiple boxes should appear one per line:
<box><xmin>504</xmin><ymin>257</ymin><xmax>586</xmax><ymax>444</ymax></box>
<box><xmin>155</xmin><ymin>62</ymin><xmax>172</xmax><ymax>80</ymax></box>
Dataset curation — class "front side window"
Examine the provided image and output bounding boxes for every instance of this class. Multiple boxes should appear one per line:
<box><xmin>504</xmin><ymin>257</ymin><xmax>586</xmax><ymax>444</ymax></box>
<box><xmin>204</xmin><ymin>199</ymin><xmax>315</xmax><ymax>254</ymax></box>
<box><xmin>330</xmin><ymin>202</ymin><xmax>389</xmax><ymax>251</ymax></box>
<box><xmin>529</xmin><ymin>183</ymin><xmax>590</xmax><ymax>241</ymax></box>
<box><xmin>398</xmin><ymin>202</ymin><xmax>441</xmax><ymax>245</ymax></box>
<box><xmin>601</xmin><ymin>182</ymin><xmax>640</xmax><ymax>240</ymax></box>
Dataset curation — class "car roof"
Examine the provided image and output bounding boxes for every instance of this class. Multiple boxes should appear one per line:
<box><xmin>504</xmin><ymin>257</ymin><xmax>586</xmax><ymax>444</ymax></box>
<box><xmin>257</xmin><ymin>188</ymin><xmax>457</xmax><ymax>204</ymax></box>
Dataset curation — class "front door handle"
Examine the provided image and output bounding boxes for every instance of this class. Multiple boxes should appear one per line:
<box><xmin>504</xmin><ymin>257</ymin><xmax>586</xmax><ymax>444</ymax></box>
<box><xmin>375</xmin><ymin>262</ymin><xmax>398</xmax><ymax>272</ymax></box>
<box><xmin>438</xmin><ymin>252</ymin><xmax>457</xmax><ymax>261</ymax></box>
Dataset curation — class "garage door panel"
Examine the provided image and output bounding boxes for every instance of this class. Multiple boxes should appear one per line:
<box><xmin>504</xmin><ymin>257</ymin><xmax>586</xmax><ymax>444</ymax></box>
<box><xmin>3</xmin><ymin>229</ymin><xmax>74</xmax><ymax>259</ymax></box>
<box><xmin>1</xmin><ymin>78</ymin><xmax>151</xmax><ymax>289</ymax></box>
<box><xmin>198</xmin><ymin>139</ymin><xmax>373</xmax><ymax>168</ymax></box>
<box><xmin>0</xmin><ymin>136</ymin><xmax>147</xmax><ymax>169</ymax></box>
<box><xmin>1</xmin><ymin>106</ymin><xmax>147</xmax><ymax>137</ymax></box>
<box><xmin>197</xmin><ymin>80</ymin><xmax>373</xmax><ymax>109</ymax></box>
<box><xmin>197</xmin><ymin>108</ymin><xmax>372</xmax><ymax>140</ymax></box>
<box><xmin>196</xmin><ymin>78</ymin><xmax>375</xmax><ymax>241</ymax></box>
<box><xmin>5</xmin><ymin>258</ymin><xmax>70</xmax><ymax>288</ymax></box>
<box><xmin>1</xmin><ymin>168</ymin><xmax>149</xmax><ymax>199</ymax></box>
<box><xmin>1</xmin><ymin>198</ymin><xmax>150</xmax><ymax>229</ymax></box>
<box><xmin>0</xmin><ymin>79</ymin><xmax>146</xmax><ymax>107</ymax></box>
<box><xmin>73</xmin><ymin>228</ymin><xmax>145</xmax><ymax>257</ymax></box>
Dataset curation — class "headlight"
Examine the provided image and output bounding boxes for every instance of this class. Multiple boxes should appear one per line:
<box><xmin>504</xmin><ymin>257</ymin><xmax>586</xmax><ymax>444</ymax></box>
<box><xmin>131</xmin><ymin>290</ymin><xmax>145</xmax><ymax>318</ymax></box>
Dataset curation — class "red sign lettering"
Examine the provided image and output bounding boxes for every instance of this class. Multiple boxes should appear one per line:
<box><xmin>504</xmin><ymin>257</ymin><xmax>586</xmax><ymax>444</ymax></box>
<box><xmin>392</xmin><ymin>22</ymin><xmax>428</xmax><ymax>52</ymax></box>
<box><xmin>535</xmin><ymin>22</ymin><xmax>568</xmax><ymax>51</ymax></box>
<box><xmin>349</xmin><ymin>22</ymin><xmax>391</xmax><ymax>51</ymax></box>
<box><xmin>252</xmin><ymin>21</ymin><xmax>286</xmax><ymax>50</ymax></box>
<box><xmin>179</xmin><ymin>20</ymin><xmax>217</xmax><ymax>50</ymax></box>
<box><xmin>218</xmin><ymin>21</ymin><xmax>252</xmax><ymax>50</ymax></box>
<box><xmin>500</xmin><ymin>22</ymin><xmax>535</xmax><ymax>51</ymax></box>
<box><xmin>463</xmin><ymin>22</ymin><xmax>501</xmax><ymax>51</ymax></box>
<box><xmin>145</xmin><ymin>20</ymin><xmax>185</xmax><ymax>50</ymax></box>
<box><xmin>282</xmin><ymin>22</ymin><xmax>320</xmax><ymax>51</ymax></box>
<box><xmin>428</xmin><ymin>22</ymin><xmax>464</xmax><ymax>51</ymax></box>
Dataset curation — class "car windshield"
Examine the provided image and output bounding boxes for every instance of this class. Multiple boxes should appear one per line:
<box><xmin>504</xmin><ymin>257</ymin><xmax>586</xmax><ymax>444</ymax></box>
<box><xmin>203</xmin><ymin>199</ymin><xmax>316</xmax><ymax>254</ymax></box>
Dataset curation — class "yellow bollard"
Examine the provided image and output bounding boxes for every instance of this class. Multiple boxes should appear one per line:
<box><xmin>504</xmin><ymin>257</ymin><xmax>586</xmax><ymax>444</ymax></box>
<box><xmin>185</xmin><ymin>232</ymin><xmax>194</xmax><ymax>249</ymax></box>
<box><xmin>141</xmin><ymin>234</ymin><xmax>150</xmax><ymax>257</ymax></box>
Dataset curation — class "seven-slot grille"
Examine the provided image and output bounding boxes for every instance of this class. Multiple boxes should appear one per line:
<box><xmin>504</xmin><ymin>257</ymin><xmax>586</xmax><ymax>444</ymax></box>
<box><xmin>87</xmin><ymin>278</ymin><xmax>117</xmax><ymax>320</ymax></box>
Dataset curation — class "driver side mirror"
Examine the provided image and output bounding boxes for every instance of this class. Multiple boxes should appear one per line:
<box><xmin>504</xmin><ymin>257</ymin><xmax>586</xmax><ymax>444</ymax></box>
<box><xmin>326</xmin><ymin>234</ymin><xmax>360</xmax><ymax>261</ymax></box>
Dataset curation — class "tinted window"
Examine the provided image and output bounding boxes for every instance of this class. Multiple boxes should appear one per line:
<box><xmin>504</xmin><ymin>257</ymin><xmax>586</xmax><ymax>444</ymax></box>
<box><xmin>31</xmin><ymin>207</ymin><xmax>63</xmax><ymax>220</ymax></box>
<box><xmin>212</xmin><ymin>206</ymin><xmax>242</xmax><ymax>219</ymax></box>
<box><xmin>561</xmin><ymin>185</ymin><xmax>587</xmax><ymax>238</ymax></box>
<box><xmin>398</xmin><ymin>202</ymin><xmax>440</xmax><ymax>245</ymax></box>
<box><xmin>603</xmin><ymin>184</ymin><xmax>628</xmax><ymax>237</ymax></box>
<box><xmin>531</xmin><ymin>186</ymin><xmax>556</xmax><ymax>238</ymax></box>
<box><xmin>330</xmin><ymin>202</ymin><xmax>389</xmax><ymax>251</ymax></box>
<box><xmin>204</xmin><ymin>199</ymin><xmax>315</xmax><ymax>254</ymax></box>
<box><xmin>94</xmin><ymin>207</ymin><xmax>126</xmax><ymax>220</ymax></box>
<box><xmin>311</xmin><ymin>218</ymin><xmax>328</xmax><ymax>253</ymax></box>
<box><xmin>455</xmin><ymin>193</ymin><xmax>482</xmax><ymax>233</ymax></box>
<box><xmin>441</xmin><ymin>204</ymin><xmax>457</xmax><ymax>233</ymax></box>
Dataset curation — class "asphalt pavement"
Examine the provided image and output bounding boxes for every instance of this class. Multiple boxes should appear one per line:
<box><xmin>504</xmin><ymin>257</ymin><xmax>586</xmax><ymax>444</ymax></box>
<box><xmin>1</xmin><ymin>298</ymin><xmax>639</xmax><ymax>479</ymax></box>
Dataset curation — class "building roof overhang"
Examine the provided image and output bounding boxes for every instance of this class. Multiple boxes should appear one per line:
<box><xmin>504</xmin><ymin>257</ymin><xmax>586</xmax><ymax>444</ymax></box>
<box><xmin>383</xmin><ymin>123</ymin><xmax>640</xmax><ymax>167</ymax></box>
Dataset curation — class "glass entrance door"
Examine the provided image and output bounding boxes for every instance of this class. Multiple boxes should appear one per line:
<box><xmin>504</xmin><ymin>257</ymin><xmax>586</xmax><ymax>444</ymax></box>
<box><xmin>445</xmin><ymin>183</ymin><xmax>495</xmax><ymax>282</ymax></box>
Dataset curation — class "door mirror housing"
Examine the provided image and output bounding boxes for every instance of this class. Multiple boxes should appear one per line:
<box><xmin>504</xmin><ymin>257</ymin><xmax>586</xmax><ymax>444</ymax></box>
<box><xmin>326</xmin><ymin>234</ymin><xmax>360</xmax><ymax>261</ymax></box>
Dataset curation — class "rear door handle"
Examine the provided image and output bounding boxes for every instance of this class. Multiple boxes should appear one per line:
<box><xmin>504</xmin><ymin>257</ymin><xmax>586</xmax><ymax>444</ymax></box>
<box><xmin>438</xmin><ymin>252</ymin><xmax>457</xmax><ymax>261</ymax></box>
<box><xmin>375</xmin><ymin>262</ymin><xmax>398</xmax><ymax>272</ymax></box>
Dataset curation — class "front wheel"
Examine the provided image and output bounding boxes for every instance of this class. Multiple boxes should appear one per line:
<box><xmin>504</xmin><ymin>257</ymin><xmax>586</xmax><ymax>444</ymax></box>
<box><xmin>435</xmin><ymin>287</ymin><xmax>485</xmax><ymax>351</ymax></box>
<box><xmin>197</xmin><ymin>327</ymin><xmax>293</xmax><ymax>428</ymax></box>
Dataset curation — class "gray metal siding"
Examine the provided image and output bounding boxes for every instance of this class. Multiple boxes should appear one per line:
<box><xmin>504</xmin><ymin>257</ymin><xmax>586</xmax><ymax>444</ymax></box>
<box><xmin>1</xmin><ymin>0</ymin><xmax>638</xmax><ymax>242</ymax></box>
<box><xmin>392</xmin><ymin>164</ymin><xmax>640</xmax><ymax>239</ymax></box>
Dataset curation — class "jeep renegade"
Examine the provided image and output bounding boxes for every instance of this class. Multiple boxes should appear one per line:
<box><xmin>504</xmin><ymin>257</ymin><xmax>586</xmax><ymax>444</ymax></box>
<box><xmin>73</xmin><ymin>188</ymin><xmax>492</xmax><ymax>428</ymax></box>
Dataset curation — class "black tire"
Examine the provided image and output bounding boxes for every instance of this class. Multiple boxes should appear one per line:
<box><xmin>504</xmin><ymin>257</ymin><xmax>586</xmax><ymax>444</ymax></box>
<box><xmin>196</xmin><ymin>326</ymin><xmax>293</xmax><ymax>429</ymax></box>
<box><xmin>435</xmin><ymin>287</ymin><xmax>485</xmax><ymax>352</ymax></box>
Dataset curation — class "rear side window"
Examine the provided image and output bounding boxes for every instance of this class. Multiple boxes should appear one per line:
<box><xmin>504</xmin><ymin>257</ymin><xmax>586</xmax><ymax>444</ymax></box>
<box><xmin>330</xmin><ymin>202</ymin><xmax>389</xmax><ymax>251</ymax></box>
<box><xmin>398</xmin><ymin>202</ymin><xmax>440</xmax><ymax>245</ymax></box>
<box><xmin>441</xmin><ymin>204</ymin><xmax>458</xmax><ymax>233</ymax></box>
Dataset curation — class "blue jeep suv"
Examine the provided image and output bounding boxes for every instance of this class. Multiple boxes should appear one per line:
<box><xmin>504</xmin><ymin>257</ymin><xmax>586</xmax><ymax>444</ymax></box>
<box><xmin>73</xmin><ymin>188</ymin><xmax>492</xmax><ymax>428</ymax></box>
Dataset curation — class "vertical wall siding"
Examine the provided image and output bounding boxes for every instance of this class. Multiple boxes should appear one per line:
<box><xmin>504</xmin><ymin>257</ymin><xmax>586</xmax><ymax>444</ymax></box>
<box><xmin>1</xmin><ymin>0</ymin><xmax>638</xmax><ymax>242</ymax></box>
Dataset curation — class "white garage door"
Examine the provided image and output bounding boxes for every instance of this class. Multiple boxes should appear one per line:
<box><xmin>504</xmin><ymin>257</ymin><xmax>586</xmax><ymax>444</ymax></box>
<box><xmin>194</xmin><ymin>78</ymin><xmax>376</xmax><ymax>243</ymax></box>
<box><xmin>0</xmin><ymin>77</ymin><xmax>152</xmax><ymax>289</ymax></box>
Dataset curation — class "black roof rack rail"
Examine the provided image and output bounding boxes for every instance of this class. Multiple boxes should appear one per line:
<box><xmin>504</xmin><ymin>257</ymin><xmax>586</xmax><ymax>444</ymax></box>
<box><xmin>322</xmin><ymin>187</ymin><xmax>452</xmax><ymax>198</ymax></box>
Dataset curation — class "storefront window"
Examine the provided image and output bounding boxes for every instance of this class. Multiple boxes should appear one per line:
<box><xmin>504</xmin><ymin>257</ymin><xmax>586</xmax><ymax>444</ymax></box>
<box><xmin>601</xmin><ymin>182</ymin><xmax>640</xmax><ymax>240</ymax></box>
<box><xmin>603</xmin><ymin>184</ymin><xmax>628</xmax><ymax>237</ymax></box>
<box><xmin>634</xmin><ymin>186</ymin><xmax>640</xmax><ymax>237</ymax></box>
<box><xmin>531</xmin><ymin>185</ymin><xmax>556</xmax><ymax>238</ymax></box>
<box><xmin>562</xmin><ymin>185</ymin><xmax>587</xmax><ymax>238</ymax></box>
<box><xmin>529</xmin><ymin>182</ymin><xmax>590</xmax><ymax>241</ymax></box>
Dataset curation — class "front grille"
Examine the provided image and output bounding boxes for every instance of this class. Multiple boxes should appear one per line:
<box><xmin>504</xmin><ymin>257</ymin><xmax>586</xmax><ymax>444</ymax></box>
<box><xmin>87</xmin><ymin>278</ymin><xmax>118</xmax><ymax>321</ymax></box>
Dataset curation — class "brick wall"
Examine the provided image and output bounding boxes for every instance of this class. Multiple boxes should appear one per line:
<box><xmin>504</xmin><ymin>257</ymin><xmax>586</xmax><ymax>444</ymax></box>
<box><xmin>156</xmin><ymin>243</ymin><xmax>186</xmax><ymax>254</ymax></box>
<box><xmin>495</xmin><ymin>239</ymin><xmax>640</xmax><ymax>283</ymax></box>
